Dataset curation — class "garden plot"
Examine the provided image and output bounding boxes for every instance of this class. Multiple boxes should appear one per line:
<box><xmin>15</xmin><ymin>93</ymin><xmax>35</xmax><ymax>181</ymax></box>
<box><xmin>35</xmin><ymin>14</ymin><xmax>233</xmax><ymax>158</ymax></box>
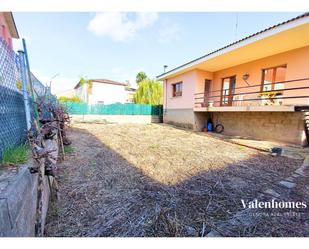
<box><xmin>45</xmin><ymin>123</ymin><xmax>308</xmax><ymax>237</ymax></box>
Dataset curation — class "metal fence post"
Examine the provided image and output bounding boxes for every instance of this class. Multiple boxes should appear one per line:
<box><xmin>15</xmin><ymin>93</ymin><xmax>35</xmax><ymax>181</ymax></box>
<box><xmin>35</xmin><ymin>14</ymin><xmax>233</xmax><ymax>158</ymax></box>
<box><xmin>18</xmin><ymin>50</ymin><xmax>31</xmax><ymax>131</ymax></box>
<box><xmin>23</xmin><ymin>38</ymin><xmax>40</xmax><ymax>127</ymax></box>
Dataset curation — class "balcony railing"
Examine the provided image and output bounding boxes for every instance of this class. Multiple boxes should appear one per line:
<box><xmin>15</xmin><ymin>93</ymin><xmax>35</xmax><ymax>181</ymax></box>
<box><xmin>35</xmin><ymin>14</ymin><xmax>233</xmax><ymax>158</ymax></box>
<box><xmin>194</xmin><ymin>77</ymin><xmax>309</xmax><ymax>108</ymax></box>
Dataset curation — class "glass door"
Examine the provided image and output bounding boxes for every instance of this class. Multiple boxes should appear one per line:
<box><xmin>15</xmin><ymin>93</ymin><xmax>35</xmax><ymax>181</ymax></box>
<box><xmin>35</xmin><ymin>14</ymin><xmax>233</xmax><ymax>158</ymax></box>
<box><xmin>203</xmin><ymin>79</ymin><xmax>211</xmax><ymax>106</ymax></box>
<box><xmin>221</xmin><ymin>76</ymin><xmax>236</xmax><ymax>106</ymax></box>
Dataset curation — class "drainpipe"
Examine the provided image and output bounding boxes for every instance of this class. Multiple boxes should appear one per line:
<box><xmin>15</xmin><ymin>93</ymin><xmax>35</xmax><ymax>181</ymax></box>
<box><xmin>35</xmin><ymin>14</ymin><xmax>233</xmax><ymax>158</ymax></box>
<box><xmin>22</xmin><ymin>39</ymin><xmax>35</xmax><ymax>100</ymax></box>
<box><xmin>18</xmin><ymin>50</ymin><xmax>31</xmax><ymax>131</ymax></box>
<box><xmin>164</xmin><ymin>79</ymin><xmax>167</xmax><ymax>114</ymax></box>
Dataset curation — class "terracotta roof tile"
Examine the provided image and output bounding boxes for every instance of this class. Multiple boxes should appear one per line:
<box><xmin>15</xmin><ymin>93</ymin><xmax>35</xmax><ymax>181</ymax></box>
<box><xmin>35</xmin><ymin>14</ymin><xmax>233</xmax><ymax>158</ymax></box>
<box><xmin>74</xmin><ymin>78</ymin><xmax>128</xmax><ymax>89</ymax></box>
<box><xmin>90</xmin><ymin>79</ymin><xmax>127</xmax><ymax>86</ymax></box>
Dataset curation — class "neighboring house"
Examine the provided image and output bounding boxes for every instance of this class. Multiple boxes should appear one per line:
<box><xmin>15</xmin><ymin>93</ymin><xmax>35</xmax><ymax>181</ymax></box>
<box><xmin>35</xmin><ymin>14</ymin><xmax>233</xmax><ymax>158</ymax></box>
<box><xmin>0</xmin><ymin>12</ymin><xmax>19</xmax><ymax>49</ymax></box>
<box><xmin>74</xmin><ymin>79</ymin><xmax>136</xmax><ymax>104</ymax></box>
<box><xmin>55</xmin><ymin>89</ymin><xmax>76</xmax><ymax>99</ymax></box>
<box><xmin>157</xmin><ymin>13</ymin><xmax>309</xmax><ymax>146</ymax></box>
<box><xmin>125</xmin><ymin>86</ymin><xmax>137</xmax><ymax>103</ymax></box>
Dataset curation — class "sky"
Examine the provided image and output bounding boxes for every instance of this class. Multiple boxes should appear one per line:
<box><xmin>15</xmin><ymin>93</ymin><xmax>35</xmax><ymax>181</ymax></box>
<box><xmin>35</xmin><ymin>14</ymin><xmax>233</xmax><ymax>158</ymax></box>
<box><xmin>12</xmin><ymin>12</ymin><xmax>302</xmax><ymax>94</ymax></box>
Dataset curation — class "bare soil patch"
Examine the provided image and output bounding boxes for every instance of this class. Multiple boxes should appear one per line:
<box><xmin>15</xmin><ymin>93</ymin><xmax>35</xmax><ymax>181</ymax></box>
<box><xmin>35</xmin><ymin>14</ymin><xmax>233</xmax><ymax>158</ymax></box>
<box><xmin>45</xmin><ymin>123</ymin><xmax>307</xmax><ymax>237</ymax></box>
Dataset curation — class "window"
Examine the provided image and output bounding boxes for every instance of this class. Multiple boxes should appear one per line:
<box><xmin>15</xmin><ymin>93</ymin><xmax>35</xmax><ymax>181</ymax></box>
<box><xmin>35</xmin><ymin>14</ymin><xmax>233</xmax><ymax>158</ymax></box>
<box><xmin>172</xmin><ymin>82</ymin><xmax>182</xmax><ymax>97</ymax></box>
<box><xmin>261</xmin><ymin>65</ymin><xmax>287</xmax><ymax>91</ymax></box>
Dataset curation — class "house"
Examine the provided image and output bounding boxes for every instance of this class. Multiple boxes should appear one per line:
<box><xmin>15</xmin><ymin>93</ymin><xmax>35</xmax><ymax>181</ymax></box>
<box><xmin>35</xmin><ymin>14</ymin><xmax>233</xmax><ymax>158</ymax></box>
<box><xmin>55</xmin><ymin>89</ymin><xmax>76</xmax><ymax>99</ymax></box>
<box><xmin>0</xmin><ymin>12</ymin><xmax>19</xmax><ymax>49</ymax></box>
<box><xmin>157</xmin><ymin>13</ymin><xmax>309</xmax><ymax>146</ymax></box>
<box><xmin>74</xmin><ymin>79</ymin><xmax>136</xmax><ymax>104</ymax></box>
<box><xmin>125</xmin><ymin>86</ymin><xmax>137</xmax><ymax>103</ymax></box>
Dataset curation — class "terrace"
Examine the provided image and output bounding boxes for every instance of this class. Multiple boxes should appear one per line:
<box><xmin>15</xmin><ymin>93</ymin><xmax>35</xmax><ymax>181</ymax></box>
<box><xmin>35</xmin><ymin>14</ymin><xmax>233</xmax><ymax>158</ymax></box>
<box><xmin>194</xmin><ymin>77</ymin><xmax>309</xmax><ymax>112</ymax></box>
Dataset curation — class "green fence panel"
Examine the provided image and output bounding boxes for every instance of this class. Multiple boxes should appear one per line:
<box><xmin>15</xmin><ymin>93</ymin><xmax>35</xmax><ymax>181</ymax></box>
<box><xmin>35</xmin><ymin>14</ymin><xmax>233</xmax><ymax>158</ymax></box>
<box><xmin>64</xmin><ymin>102</ymin><xmax>163</xmax><ymax>116</ymax></box>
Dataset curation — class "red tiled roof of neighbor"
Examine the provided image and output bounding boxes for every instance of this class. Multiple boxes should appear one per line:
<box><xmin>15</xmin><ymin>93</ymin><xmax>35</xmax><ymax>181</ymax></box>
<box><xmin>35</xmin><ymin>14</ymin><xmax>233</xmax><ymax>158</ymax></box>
<box><xmin>157</xmin><ymin>12</ymin><xmax>309</xmax><ymax>79</ymax></box>
<box><xmin>74</xmin><ymin>79</ymin><xmax>127</xmax><ymax>89</ymax></box>
<box><xmin>90</xmin><ymin>79</ymin><xmax>128</xmax><ymax>86</ymax></box>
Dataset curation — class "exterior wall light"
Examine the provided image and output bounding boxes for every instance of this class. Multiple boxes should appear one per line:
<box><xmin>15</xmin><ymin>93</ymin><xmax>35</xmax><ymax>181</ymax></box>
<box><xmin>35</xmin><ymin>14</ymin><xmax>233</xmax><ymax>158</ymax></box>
<box><xmin>242</xmin><ymin>73</ymin><xmax>250</xmax><ymax>85</ymax></box>
<box><xmin>242</xmin><ymin>73</ymin><xmax>249</xmax><ymax>81</ymax></box>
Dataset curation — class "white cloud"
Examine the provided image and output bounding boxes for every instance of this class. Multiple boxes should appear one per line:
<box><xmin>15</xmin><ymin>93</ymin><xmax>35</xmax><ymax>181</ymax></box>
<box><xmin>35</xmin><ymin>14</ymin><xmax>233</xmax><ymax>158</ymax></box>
<box><xmin>87</xmin><ymin>12</ymin><xmax>159</xmax><ymax>42</ymax></box>
<box><xmin>158</xmin><ymin>19</ymin><xmax>181</xmax><ymax>44</ymax></box>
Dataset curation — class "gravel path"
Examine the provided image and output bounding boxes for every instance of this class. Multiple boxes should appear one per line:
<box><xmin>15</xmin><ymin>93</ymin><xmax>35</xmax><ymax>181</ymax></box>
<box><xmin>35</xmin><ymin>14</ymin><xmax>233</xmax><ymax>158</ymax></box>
<box><xmin>45</xmin><ymin>123</ymin><xmax>304</xmax><ymax>237</ymax></box>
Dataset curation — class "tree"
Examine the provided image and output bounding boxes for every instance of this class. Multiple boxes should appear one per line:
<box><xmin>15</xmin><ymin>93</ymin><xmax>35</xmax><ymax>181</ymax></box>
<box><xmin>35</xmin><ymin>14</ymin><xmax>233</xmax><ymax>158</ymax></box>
<box><xmin>133</xmin><ymin>79</ymin><xmax>163</xmax><ymax>105</ymax></box>
<box><xmin>58</xmin><ymin>95</ymin><xmax>82</xmax><ymax>103</ymax></box>
<box><xmin>136</xmin><ymin>71</ymin><xmax>147</xmax><ymax>85</ymax></box>
<box><xmin>79</xmin><ymin>77</ymin><xmax>91</xmax><ymax>87</ymax></box>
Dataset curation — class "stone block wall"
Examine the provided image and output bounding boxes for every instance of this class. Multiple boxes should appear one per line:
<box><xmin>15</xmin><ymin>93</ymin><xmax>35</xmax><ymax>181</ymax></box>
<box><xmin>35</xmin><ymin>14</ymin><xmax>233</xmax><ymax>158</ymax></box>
<box><xmin>211</xmin><ymin>112</ymin><xmax>306</xmax><ymax>145</ymax></box>
<box><xmin>164</xmin><ymin>109</ymin><xmax>306</xmax><ymax>145</ymax></box>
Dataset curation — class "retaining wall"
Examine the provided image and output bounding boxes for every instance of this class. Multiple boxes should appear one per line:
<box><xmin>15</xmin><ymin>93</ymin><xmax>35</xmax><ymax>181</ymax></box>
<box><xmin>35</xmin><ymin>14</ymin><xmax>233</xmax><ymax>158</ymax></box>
<box><xmin>212</xmin><ymin>112</ymin><xmax>306</xmax><ymax>145</ymax></box>
<box><xmin>164</xmin><ymin>109</ymin><xmax>306</xmax><ymax>146</ymax></box>
<box><xmin>0</xmin><ymin>162</ymin><xmax>52</xmax><ymax>237</ymax></box>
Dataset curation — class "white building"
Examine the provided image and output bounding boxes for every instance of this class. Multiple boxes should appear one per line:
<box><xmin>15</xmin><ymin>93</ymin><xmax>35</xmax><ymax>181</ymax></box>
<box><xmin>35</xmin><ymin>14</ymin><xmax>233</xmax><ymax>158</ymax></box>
<box><xmin>74</xmin><ymin>79</ymin><xmax>136</xmax><ymax>105</ymax></box>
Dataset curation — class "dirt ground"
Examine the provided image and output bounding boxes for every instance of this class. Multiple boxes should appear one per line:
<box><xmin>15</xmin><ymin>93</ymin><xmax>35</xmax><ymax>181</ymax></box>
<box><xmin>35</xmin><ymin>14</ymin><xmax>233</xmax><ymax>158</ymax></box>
<box><xmin>45</xmin><ymin>123</ymin><xmax>308</xmax><ymax>237</ymax></box>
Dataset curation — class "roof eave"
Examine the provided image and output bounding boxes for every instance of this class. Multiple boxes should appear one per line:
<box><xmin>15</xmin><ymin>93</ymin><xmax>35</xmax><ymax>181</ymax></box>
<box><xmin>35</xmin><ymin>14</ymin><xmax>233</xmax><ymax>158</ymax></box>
<box><xmin>91</xmin><ymin>79</ymin><xmax>128</xmax><ymax>86</ymax></box>
<box><xmin>74</xmin><ymin>79</ymin><xmax>128</xmax><ymax>89</ymax></box>
<box><xmin>3</xmin><ymin>12</ymin><xmax>19</xmax><ymax>39</ymax></box>
<box><xmin>157</xmin><ymin>13</ymin><xmax>309</xmax><ymax>81</ymax></box>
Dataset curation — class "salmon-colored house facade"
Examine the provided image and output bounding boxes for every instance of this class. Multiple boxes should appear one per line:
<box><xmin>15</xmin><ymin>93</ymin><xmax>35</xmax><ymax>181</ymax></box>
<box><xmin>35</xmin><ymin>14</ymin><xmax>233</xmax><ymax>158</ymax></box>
<box><xmin>0</xmin><ymin>12</ymin><xmax>19</xmax><ymax>49</ymax></box>
<box><xmin>158</xmin><ymin>13</ymin><xmax>309</xmax><ymax>145</ymax></box>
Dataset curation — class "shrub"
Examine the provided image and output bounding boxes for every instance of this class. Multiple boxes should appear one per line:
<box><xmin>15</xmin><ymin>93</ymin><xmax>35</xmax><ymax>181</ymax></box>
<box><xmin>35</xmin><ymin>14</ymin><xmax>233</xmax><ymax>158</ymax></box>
<box><xmin>64</xmin><ymin>145</ymin><xmax>75</xmax><ymax>154</ymax></box>
<box><xmin>58</xmin><ymin>95</ymin><xmax>82</xmax><ymax>103</ymax></box>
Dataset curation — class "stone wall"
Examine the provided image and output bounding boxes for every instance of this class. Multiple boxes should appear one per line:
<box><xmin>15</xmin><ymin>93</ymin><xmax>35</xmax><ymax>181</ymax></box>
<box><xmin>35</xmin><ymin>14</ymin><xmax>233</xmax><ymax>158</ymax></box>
<box><xmin>0</xmin><ymin>162</ymin><xmax>52</xmax><ymax>237</ymax></box>
<box><xmin>211</xmin><ymin>112</ymin><xmax>306</xmax><ymax>145</ymax></box>
<box><xmin>71</xmin><ymin>114</ymin><xmax>162</xmax><ymax>124</ymax></box>
<box><xmin>164</xmin><ymin>109</ymin><xmax>306</xmax><ymax>145</ymax></box>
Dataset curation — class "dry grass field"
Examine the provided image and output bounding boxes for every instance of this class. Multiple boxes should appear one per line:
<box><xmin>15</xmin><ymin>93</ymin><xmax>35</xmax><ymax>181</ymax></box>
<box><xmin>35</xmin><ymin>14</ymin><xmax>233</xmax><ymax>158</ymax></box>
<box><xmin>45</xmin><ymin>123</ymin><xmax>308</xmax><ymax>237</ymax></box>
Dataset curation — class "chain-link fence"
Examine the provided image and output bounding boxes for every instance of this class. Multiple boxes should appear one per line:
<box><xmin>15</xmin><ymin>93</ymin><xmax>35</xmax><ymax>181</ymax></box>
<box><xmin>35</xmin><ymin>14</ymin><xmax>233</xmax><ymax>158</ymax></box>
<box><xmin>0</xmin><ymin>37</ymin><xmax>47</xmax><ymax>160</ymax></box>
